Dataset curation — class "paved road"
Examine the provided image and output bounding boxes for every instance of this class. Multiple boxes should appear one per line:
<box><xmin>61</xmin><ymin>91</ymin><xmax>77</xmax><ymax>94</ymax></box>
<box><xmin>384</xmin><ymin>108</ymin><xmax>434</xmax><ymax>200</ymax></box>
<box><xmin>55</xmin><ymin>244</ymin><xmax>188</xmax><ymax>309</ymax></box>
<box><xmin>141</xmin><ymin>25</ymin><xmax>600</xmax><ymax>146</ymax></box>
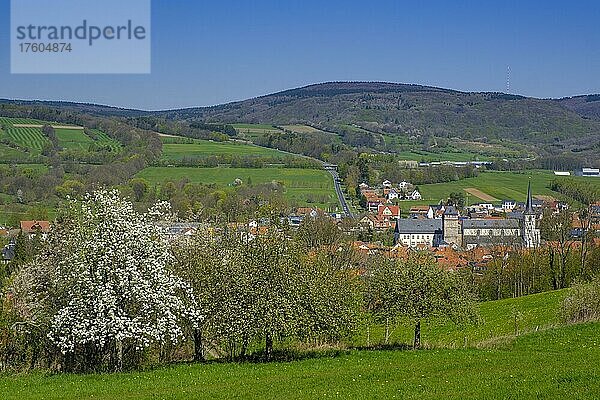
<box><xmin>324</xmin><ymin>164</ymin><xmax>353</xmax><ymax>218</ymax></box>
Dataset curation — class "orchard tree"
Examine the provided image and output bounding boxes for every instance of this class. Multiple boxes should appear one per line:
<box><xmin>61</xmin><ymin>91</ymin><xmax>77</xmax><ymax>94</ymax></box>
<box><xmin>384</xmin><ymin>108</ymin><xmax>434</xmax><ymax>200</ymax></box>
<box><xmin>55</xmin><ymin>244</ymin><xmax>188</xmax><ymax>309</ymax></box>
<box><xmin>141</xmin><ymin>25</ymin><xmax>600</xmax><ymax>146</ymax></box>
<box><xmin>241</xmin><ymin>230</ymin><xmax>302</xmax><ymax>360</ymax></box>
<box><xmin>368</xmin><ymin>255</ymin><xmax>478</xmax><ymax>349</ymax></box>
<box><xmin>295</xmin><ymin>214</ymin><xmax>343</xmax><ymax>251</ymax></box>
<box><xmin>295</xmin><ymin>249</ymin><xmax>362</xmax><ymax>344</ymax></box>
<box><xmin>172</xmin><ymin>229</ymin><xmax>241</xmax><ymax>361</ymax></box>
<box><xmin>541</xmin><ymin>209</ymin><xmax>576</xmax><ymax>289</ymax></box>
<box><xmin>11</xmin><ymin>189</ymin><xmax>201</xmax><ymax>371</ymax></box>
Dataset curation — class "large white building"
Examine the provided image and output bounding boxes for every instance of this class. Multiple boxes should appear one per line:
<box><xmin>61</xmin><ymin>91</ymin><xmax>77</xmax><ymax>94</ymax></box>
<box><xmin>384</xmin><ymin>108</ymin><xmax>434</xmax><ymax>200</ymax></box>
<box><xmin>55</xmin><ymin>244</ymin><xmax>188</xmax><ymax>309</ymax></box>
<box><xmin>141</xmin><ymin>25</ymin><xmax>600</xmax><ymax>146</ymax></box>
<box><xmin>394</xmin><ymin>219</ymin><xmax>443</xmax><ymax>247</ymax></box>
<box><xmin>394</xmin><ymin>183</ymin><xmax>541</xmax><ymax>249</ymax></box>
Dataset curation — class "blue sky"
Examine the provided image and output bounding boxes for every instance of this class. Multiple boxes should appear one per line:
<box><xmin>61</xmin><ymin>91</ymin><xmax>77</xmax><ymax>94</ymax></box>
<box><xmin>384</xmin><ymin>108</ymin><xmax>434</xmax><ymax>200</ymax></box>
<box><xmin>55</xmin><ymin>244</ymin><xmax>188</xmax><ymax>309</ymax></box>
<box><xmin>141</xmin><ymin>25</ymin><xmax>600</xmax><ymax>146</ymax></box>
<box><xmin>1</xmin><ymin>0</ymin><xmax>600</xmax><ymax>110</ymax></box>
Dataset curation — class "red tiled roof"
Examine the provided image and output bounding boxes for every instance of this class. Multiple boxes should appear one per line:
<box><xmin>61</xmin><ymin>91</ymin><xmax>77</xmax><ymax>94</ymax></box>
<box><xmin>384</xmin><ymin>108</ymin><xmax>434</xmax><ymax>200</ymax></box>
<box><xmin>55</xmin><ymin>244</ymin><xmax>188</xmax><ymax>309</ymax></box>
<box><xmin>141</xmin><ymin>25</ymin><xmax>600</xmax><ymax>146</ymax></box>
<box><xmin>20</xmin><ymin>220</ymin><xmax>50</xmax><ymax>233</ymax></box>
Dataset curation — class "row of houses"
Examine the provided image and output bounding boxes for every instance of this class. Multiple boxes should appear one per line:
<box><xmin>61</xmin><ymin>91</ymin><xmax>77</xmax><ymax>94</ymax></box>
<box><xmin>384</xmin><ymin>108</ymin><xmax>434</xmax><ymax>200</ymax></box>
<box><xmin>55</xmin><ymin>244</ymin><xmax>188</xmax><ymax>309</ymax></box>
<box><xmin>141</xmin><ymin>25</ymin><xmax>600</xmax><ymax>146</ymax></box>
<box><xmin>359</xmin><ymin>181</ymin><xmax>422</xmax><ymax>212</ymax></box>
<box><xmin>351</xmin><ymin>240</ymin><xmax>498</xmax><ymax>272</ymax></box>
<box><xmin>352</xmin><ymin>237</ymin><xmax>600</xmax><ymax>273</ymax></box>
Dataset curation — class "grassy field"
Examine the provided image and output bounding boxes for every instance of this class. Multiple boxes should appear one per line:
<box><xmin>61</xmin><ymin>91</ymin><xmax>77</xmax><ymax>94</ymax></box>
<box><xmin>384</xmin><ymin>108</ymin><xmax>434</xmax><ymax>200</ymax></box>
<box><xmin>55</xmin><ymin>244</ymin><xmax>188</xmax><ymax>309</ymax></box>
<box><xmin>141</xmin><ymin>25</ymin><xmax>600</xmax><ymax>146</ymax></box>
<box><xmin>281</xmin><ymin>124</ymin><xmax>332</xmax><ymax>135</ymax></box>
<box><xmin>0</xmin><ymin>117</ymin><xmax>61</xmax><ymax>126</ymax></box>
<box><xmin>137</xmin><ymin>167</ymin><xmax>337</xmax><ymax>208</ymax></box>
<box><xmin>55</xmin><ymin>128</ymin><xmax>94</xmax><ymax>150</ymax></box>
<box><xmin>160</xmin><ymin>137</ymin><xmax>295</xmax><ymax>161</ymax></box>
<box><xmin>386</xmin><ymin>170</ymin><xmax>600</xmax><ymax>211</ymax></box>
<box><xmin>355</xmin><ymin>289</ymin><xmax>568</xmax><ymax>348</ymax></box>
<box><xmin>393</xmin><ymin>150</ymin><xmax>493</xmax><ymax>162</ymax></box>
<box><xmin>232</xmin><ymin>124</ymin><xmax>283</xmax><ymax>141</ymax></box>
<box><xmin>2</xmin><ymin>290</ymin><xmax>598</xmax><ymax>400</ymax></box>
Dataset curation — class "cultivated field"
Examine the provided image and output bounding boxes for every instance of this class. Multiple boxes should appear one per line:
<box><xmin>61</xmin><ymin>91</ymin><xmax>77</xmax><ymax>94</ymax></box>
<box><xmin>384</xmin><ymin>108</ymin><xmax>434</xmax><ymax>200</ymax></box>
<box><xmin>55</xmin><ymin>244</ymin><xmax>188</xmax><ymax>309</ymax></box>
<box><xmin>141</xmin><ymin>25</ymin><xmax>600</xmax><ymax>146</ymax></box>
<box><xmin>3</xmin><ymin>290</ymin><xmax>598</xmax><ymax>400</ymax></box>
<box><xmin>464</xmin><ymin>187</ymin><xmax>499</xmax><ymax>202</ymax></box>
<box><xmin>0</xmin><ymin>118</ymin><xmax>120</xmax><ymax>155</ymax></box>
<box><xmin>55</xmin><ymin>128</ymin><xmax>94</xmax><ymax>150</ymax></box>
<box><xmin>0</xmin><ymin>117</ymin><xmax>58</xmax><ymax>126</ymax></box>
<box><xmin>6</xmin><ymin>127</ymin><xmax>49</xmax><ymax>152</ymax></box>
<box><xmin>136</xmin><ymin>167</ymin><xmax>337</xmax><ymax>208</ymax></box>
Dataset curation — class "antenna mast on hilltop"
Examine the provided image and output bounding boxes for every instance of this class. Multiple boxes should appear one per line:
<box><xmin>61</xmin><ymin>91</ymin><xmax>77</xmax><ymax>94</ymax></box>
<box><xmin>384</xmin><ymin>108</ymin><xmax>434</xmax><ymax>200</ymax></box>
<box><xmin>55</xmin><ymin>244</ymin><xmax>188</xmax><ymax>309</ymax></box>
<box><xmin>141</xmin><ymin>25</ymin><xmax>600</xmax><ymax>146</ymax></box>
<box><xmin>506</xmin><ymin>65</ymin><xmax>511</xmax><ymax>93</ymax></box>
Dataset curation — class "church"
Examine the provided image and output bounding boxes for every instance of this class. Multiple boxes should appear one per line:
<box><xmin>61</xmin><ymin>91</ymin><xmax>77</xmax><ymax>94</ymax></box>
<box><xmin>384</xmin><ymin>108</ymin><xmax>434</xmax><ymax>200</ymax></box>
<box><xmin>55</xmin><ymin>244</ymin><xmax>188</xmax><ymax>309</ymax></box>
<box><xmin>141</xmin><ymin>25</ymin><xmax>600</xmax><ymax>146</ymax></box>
<box><xmin>394</xmin><ymin>183</ymin><xmax>541</xmax><ymax>249</ymax></box>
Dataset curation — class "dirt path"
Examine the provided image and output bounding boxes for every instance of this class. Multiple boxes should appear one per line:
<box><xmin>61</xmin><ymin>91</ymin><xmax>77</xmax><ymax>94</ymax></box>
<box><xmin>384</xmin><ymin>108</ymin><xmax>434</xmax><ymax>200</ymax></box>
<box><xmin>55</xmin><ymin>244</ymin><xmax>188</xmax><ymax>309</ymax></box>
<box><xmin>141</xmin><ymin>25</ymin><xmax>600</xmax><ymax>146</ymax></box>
<box><xmin>464</xmin><ymin>187</ymin><xmax>499</xmax><ymax>202</ymax></box>
<box><xmin>535</xmin><ymin>195</ymin><xmax>556</xmax><ymax>202</ymax></box>
<box><xmin>13</xmin><ymin>124</ymin><xmax>83</xmax><ymax>130</ymax></box>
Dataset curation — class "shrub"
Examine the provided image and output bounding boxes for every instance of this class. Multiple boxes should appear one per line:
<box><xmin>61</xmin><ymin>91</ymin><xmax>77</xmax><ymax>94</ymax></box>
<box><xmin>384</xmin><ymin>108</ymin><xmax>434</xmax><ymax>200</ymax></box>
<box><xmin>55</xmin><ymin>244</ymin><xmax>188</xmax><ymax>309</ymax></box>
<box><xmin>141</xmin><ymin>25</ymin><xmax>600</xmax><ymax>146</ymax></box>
<box><xmin>560</xmin><ymin>276</ymin><xmax>600</xmax><ymax>323</ymax></box>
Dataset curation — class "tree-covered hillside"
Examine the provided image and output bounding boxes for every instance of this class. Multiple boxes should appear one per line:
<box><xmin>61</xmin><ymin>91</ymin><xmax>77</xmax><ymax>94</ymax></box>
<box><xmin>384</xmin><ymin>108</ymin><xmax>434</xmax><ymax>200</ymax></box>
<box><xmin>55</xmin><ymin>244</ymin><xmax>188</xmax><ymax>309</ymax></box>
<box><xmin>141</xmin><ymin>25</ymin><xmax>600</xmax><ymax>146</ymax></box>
<box><xmin>158</xmin><ymin>82</ymin><xmax>600</xmax><ymax>157</ymax></box>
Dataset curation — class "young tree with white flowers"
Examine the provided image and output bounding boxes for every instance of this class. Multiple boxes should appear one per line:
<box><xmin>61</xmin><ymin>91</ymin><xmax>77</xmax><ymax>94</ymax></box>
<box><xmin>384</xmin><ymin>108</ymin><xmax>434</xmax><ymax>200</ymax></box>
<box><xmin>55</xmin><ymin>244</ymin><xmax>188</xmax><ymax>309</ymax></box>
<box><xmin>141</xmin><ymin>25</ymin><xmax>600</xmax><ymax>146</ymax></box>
<box><xmin>11</xmin><ymin>189</ymin><xmax>201</xmax><ymax>371</ymax></box>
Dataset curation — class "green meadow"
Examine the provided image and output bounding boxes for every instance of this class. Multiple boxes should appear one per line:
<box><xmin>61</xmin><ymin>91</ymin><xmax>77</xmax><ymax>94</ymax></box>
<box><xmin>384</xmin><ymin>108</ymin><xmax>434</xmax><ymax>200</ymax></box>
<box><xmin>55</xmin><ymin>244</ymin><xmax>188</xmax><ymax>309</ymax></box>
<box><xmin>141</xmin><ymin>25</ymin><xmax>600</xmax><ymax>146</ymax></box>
<box><xmin>357</xmin><ymin>289</ymin><xmax>568</xmax><ymax>348</ymax></box>
<box><xmin>3</xmin><ymin>290</ymin><xmax>599</xmax><ymax>400</ymax></box>
<box><xmin>160</xmin><ymin>137</ymin><xmax>294</xmax><ymax>161</ymax></box>
<box><xmin>232</xmin><ymin>124</ymin><xmax>283</xmax><ymax>141</ymax></box>
<box><xmin>388</xmin><ymin>171</ymin><xmax>599</xmax><ymax>211</ymax></box>
<box><xmin>136</xmin><ymin>167</ymin><xmax>337</xmax><ymax>208</ymax></box>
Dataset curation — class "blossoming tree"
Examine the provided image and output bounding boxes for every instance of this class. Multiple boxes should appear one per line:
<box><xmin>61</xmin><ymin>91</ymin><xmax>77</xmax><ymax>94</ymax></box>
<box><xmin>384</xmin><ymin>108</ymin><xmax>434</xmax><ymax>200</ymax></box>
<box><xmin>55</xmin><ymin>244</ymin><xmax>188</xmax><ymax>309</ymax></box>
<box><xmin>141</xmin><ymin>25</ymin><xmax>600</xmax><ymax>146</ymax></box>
<box><xmin>12</xmin><ymin>189</ymin><xmax>201</xmax><ymax>371</ymax></box>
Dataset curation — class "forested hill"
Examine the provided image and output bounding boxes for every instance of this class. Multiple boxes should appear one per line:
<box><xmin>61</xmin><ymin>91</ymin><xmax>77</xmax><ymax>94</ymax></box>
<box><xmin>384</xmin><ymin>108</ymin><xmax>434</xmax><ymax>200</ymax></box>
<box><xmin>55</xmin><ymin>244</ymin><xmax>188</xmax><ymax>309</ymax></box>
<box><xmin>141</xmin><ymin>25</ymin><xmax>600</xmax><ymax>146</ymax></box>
<box><xmin>158</xmin><ymin>82</ymin><xmax>600</xmax><ymax>156</ymax></box>
<box><xmin>558</xmin><ymin>94</ymin><xmax>600</xmax><ymax>121</ymax></box>
<box><xmin>0</xmin><ymin>99</ymin><xmax>149</xmax><ymax>118</ymax></box>
<box><xmin>3</xmin><ymin>82</ymin><xmax>600</xmax><ymax>157</ymax></box>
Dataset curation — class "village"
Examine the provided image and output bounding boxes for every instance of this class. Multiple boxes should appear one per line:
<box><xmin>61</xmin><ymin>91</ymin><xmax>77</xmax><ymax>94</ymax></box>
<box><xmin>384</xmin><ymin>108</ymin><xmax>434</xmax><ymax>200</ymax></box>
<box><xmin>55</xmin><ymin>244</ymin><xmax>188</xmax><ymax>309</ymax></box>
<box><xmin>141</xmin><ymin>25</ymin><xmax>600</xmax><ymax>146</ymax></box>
<box><xmin>4</xmin><ymin>179</ymin><xmax>599</xmax><ymax>272</ymax></box>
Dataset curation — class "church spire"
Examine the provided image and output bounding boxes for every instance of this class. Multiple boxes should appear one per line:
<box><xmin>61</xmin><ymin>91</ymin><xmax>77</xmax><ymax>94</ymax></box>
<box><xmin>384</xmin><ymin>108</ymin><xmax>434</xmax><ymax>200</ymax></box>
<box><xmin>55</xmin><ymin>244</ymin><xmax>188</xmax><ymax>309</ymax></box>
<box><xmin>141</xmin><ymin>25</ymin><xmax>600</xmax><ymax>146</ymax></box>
<box><xmin>525</xmin><ymin>180</ymin><xmax>534</xmax><ymax>214</ymax></box>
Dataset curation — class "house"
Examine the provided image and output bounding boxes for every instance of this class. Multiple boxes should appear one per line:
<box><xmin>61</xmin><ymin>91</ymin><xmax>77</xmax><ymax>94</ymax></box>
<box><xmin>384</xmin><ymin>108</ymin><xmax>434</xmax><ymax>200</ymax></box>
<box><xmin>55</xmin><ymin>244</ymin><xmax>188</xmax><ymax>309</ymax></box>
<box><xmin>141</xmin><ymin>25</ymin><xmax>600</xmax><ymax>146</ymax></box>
<box><xmin>365</xmin><ymin>193</ymin><xmax>385</xmax><ymax>212</ymax></box>
<box><xmin>20</xmin><ymin>220</ymin><xmax>50</xmax><ymax>238</ymax></box>
<box><xmin>407</xmin><ymin>190</ymin><xmax>422</xmax><ymax>200</ymax></box>
<box><xmin>1</xmin><ymin>240</ymin><xmax>15</xmax><ymax>264</ymax></box>
<box><xmin>475</xmin><ymin>203</ymin><xmax>494</xmax><ymax>210</ymax></box>
<box><xmin>287</xmin><ymin>215</ymin><xmax>303</xmax><ymax>228</ymax></box>
<box><xmin>398</xmin><ymin>160</ymin><xmax>418</xmax><ymax>169</ymax></box>
<box><xmin>398</xmin><ymin>181</ymin><xmax>411</xmax><ymax>190</ymax></box>
<box><xmin>393</xmin><ymin>219</ymin><xmax>443</xmax><ymax>248</ymax></box>
<box><xmin>501</xmin><ymin>200</ymin><xmax>517</xmax><ymax>212</ymax></box>
<box><xmin>358</xmin><ymin>182</ymin><xmax>370</xmax><ymax>190</ymax></box>
<box><xmin>296</xmin><ymin>207</ymin><xmax>320</xmax><ymax>218</ymax></box>
<box><xmin>166</xmin><ymin>222</ymin><xmax>201</xmax><ymax>239</ymax></box>
<box><xmin>382</xmin><ymin>180</ymin><xmax>392</xmax><ymax>188</ymax></box>
<box><xmin>377</xmin><ymin>205</ymin><xmax>401</xmax><ymax>220</ymax></box>
<box><xmin>576</xmin><ymin>168</ymin><xmax>600</xmax><ymax>177</ymax></box>
<box><xmin>427</xmin><ymin>204</ymin><xmax>445</xmax><ymax>219</ymax></box>
<box><xmin>360</xmin><ymin>214</ymin><xmax>396</xmax><ymax>231</ymax></box>
<box><xmin>409</xmin><ymin>205</ymin><xmax>430</xmax><ymax>219</ymax></box>
<box><xmin>432</xmin><ymin>246</ymin><xmax>469</xmax><ymax>271</ymax></box>
<box><xmin>353</xmin><ymin>241</ymin><xmax>387</xmax><ymax>256</ymax></box>
<box><xmin>386</xmin><ymin>189</ymin><xmax>399</xmax><ymax>202</ymax></box>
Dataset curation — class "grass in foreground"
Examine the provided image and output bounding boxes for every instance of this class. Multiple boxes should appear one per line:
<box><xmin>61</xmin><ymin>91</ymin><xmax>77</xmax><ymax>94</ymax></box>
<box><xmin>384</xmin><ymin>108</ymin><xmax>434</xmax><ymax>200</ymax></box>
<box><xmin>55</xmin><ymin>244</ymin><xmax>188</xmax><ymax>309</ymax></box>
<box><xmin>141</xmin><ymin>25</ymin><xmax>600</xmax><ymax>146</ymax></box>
<box><xmin>2</xmin><ymin>322</ymin><xmax>598</xmax><ymax>399</ymax></box>
<box><xmin>355</xmin><ymin>289</ymin><xmax>568</xmax><ymax>348</ymax></box>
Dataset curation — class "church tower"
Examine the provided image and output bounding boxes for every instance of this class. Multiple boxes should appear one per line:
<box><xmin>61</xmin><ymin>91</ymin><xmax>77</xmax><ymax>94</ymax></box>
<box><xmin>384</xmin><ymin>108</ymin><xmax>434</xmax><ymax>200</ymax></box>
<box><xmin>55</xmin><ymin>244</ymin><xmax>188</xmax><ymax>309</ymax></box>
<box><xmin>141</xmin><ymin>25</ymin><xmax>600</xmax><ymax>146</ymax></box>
<box><xmin>442</xmin><ymin>206</ymin><xmax>461</xmax><ymax>247</ymax></box>
<box><xmin>522</xmin><ymin>182</ymin><xmax>541</xmax><ymax>248</ymax></box>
